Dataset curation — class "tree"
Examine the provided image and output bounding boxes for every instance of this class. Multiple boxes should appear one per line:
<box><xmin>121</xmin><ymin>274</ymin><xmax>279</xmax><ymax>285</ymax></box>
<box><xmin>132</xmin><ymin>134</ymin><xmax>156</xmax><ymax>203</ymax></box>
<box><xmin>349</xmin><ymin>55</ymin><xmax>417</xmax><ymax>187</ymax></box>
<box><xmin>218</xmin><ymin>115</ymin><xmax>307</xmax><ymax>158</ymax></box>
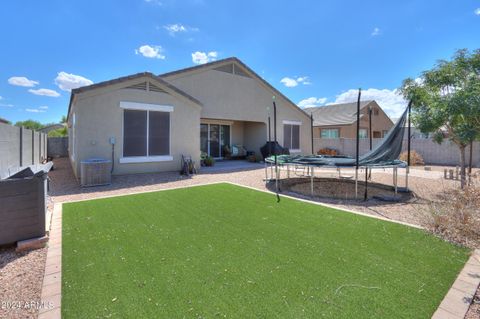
<box><xmin>14</xmin><ymin>119</ymin><xmax>45</xmax><ymax>131</ymax></box>
<box><xmin>401</xmin><ymin>49</ymin><xmax>480</xmax><ymax>188</ymax></box>
<box><xmin>48</xmin><ymin>126</ymin><xmax>68</xmax><ymax>137</ymax></box>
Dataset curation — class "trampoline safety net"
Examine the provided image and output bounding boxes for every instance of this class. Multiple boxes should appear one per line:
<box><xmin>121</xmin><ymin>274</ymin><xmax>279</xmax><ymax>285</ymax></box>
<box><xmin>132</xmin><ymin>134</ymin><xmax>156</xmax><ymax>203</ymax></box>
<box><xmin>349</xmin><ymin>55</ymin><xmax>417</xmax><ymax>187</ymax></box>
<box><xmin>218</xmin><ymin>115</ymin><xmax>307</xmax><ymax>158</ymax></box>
<box><xmin>266</xmin><ymin>105</ymin><xmax>409</xmax><ymax>168</ymax></box>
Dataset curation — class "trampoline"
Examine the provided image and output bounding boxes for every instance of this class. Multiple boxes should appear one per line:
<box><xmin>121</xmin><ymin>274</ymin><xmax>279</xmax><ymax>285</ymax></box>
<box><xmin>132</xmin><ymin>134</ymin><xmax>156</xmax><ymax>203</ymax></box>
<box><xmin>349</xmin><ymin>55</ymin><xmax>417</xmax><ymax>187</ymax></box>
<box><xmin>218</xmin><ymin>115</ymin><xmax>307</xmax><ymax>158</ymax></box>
<box><xmin>264</xmin><ymin>91</ymin><xmax>413</xmax><ymax>201</ymax></box>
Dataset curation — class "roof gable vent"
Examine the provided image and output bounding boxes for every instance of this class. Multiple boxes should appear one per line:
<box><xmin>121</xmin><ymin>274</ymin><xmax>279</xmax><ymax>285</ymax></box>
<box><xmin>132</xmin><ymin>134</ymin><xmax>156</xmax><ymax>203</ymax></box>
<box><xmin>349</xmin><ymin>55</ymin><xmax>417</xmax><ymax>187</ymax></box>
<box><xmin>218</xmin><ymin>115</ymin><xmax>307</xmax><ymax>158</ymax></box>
<box><xmin>214</xmin><ymin>63</ymin><xmax>234</xmax><ymax>74</ymax></box>
<box><xmin>148</xmin><ymin>82</ymin><xmax>167</xmax><ymax>93</ymax></box>
<box><xmin>125</xmin><ymin>81</ymin><xmax>147</xmax><ymax>90</ymax></box>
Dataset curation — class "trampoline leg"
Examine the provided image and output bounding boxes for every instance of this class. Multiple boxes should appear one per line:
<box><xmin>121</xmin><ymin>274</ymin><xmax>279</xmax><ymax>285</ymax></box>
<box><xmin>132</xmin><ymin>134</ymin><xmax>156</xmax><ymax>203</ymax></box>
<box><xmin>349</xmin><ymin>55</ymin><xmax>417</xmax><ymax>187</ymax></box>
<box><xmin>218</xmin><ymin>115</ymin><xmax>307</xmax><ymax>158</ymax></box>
<box><xmin>311</xmin><ymin>167</ymin><xmax>314</xmax><ymax>197</ymax></box>
<box><xmin>287</xmin><ymin>164</ymin><xmax>290</xmax><ymax>179</ymax></box>
<box><xmin>405</xmin><ymin>166</ymin><xmax>409</xmax><ymax>191</ymax></box>
<box><xmin>264</xmin><ymin>161</ymin><xmax>268</xmax><ymax>184</ymax></box>
<box><xmin>394</xmin><ymin>167</ymin><xmax>398</xmax><ymax>195</ymax></box>
<box><xmin>270</xmin><ymin>163</ymin><xmax>273</xmax><ymax>181</ymax></box>
<box><xmin>355</xmin><ymin>168</ymin><xmax>358</xmax><ymax>199</ymax></box>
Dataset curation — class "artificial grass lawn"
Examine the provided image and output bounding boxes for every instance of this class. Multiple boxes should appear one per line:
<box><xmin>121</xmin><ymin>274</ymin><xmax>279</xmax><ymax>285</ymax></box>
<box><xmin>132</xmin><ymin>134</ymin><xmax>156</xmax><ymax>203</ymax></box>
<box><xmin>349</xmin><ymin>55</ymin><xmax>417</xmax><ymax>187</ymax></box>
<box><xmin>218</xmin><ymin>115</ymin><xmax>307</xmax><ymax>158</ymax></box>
<box><xmin>62</xmin><ymin>183</ymin><xmax>469</xmax><ymax>318</ymax></box>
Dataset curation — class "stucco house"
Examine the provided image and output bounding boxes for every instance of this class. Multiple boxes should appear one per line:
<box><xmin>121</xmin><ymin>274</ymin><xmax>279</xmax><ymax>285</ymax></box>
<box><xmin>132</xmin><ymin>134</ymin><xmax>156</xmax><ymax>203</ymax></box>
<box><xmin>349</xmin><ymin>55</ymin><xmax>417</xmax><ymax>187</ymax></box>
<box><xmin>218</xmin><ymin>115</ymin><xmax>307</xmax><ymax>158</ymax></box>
<box><xmin>304</xmin><ymin>101</ymin><xmax>394</xmax><ymax>139</ymax></box>
<box><xmin>67</xmin><ymin>57</ymin><xmax>311</xmax><ymax>177</ymax></box>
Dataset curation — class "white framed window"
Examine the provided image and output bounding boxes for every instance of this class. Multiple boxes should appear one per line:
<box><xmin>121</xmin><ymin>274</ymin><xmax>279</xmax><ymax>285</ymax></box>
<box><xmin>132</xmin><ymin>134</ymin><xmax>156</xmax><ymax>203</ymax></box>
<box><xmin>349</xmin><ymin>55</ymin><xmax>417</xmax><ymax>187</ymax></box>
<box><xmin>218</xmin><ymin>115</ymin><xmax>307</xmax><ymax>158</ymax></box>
<box><xmin>283</xmin><ymin>121</ymin><xmax>300</xmax><ymax>152</ymax></box>
<box><xmin>120</xmin><ymin>102</ymin><xmax>173</xmax><ymax>163</ymax></box>
<box><xmin>321</xmin><ymin>128</ymin><xmax>339</xmax><ymax>139</ymax></box>
<box><xmin>359</xmin><ymin>128</ymin><xmax>368</xmax><ymax>139</ymax></box>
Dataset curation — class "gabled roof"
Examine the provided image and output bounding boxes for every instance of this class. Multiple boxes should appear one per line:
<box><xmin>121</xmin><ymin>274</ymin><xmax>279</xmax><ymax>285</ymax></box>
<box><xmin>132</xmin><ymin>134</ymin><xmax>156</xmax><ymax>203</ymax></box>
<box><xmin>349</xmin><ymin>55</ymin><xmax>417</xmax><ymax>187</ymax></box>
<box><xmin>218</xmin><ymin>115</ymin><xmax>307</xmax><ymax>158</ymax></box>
<box><xmin>0</xmin><ymin>117</ymin><xmax>10</xmax><ymax>124</ymax></box>
<box><xmin>304</xmin><ymin>101</ymin><xmax>376</xmax><ymax>126</ymax></box>
<box><xmin>67</xmin><ymin>72</ymin><xmax>202</xmax><ymax>120</ymax></box>
<box><xmin>38</xmin><ymin>123</ymin><xmax>65</xmax><ymax>133</ymax></box>
<box><xmin>159</xmin><ymin>57</ymin><xmax>311</xmax><ymax>119</ymax></box>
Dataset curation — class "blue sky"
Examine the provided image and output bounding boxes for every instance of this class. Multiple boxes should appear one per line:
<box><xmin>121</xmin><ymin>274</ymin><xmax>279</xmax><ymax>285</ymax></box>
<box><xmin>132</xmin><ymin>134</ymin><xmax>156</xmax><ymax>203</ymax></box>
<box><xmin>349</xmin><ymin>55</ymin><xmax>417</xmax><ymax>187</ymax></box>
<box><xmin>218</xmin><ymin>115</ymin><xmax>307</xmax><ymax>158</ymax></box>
<box><xmin>1</xmin><ymin>0</ymin><xmax>479</xmax><ymax>124</ymax></box>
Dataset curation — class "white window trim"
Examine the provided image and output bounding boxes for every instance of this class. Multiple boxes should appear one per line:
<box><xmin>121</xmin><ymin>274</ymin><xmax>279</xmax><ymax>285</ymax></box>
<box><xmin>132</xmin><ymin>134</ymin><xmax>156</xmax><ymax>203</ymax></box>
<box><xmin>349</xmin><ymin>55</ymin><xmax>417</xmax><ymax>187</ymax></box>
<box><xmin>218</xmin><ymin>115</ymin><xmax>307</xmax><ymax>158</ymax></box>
<box><xmin>321</xmin><ymin>128</ymin><xmax>339</xmax><ymax>139</ymax></box>
<box><xmin>282</xmin><ymin>120</ymin><xmax>302</xmax><ymax>125</ymax></box>
<box><xmin>119</xmin><ymin>156</ymin><xmax>173</xmax><ymax>163</ymax></box>
<box><xmin>120</xmin><ymin>101</ymin><xmax>174</xmax><ymax>112</ymax></box>
<box><xmin>121</xmin><ymin>104</ymin><xmax>173</xmax><ymax>163</ymax></box>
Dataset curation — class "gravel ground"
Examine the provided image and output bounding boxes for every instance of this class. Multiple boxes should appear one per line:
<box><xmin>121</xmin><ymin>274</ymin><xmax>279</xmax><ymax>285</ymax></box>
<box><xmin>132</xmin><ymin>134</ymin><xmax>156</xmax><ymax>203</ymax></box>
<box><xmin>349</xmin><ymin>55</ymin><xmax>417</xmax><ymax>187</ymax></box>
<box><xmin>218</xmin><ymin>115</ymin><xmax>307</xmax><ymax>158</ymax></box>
<box><xmin>466</xmin><ymin>285</ymin><xmax>480</xmax><ymax>319</ymax></box>
<box><xmin>0</xmin><ymin>158</ymin><xmax>477</xmax><ymax>318</ymax></box>
<box><xmin>0</xmin><ymin>247</ymin><xmax>47</xmax><ymax>319</ymax></box>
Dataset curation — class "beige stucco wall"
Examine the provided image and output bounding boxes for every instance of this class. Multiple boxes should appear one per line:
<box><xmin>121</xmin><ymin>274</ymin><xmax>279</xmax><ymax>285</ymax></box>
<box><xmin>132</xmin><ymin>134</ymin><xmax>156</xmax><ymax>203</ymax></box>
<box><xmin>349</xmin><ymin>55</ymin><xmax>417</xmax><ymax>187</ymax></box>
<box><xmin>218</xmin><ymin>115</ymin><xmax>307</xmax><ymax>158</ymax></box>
<box><xmin>165</xmin><ymin>67</ymin><xmax>311</xmax><ymax>155</ymax></box>
<box><xmin>69</xmin><ymin>79</ymin><xmax>200</xmax><ymax>177</ymax></box>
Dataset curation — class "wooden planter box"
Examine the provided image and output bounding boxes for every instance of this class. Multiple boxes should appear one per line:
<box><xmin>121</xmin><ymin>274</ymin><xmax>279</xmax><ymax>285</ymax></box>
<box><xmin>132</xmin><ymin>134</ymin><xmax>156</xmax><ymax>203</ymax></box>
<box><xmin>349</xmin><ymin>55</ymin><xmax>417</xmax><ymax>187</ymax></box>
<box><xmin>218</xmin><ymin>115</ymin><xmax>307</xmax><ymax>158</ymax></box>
<box><xmin>0</xmin><ymin>173</ymin><xmax>47</xmax><ymax>245</ymax></box>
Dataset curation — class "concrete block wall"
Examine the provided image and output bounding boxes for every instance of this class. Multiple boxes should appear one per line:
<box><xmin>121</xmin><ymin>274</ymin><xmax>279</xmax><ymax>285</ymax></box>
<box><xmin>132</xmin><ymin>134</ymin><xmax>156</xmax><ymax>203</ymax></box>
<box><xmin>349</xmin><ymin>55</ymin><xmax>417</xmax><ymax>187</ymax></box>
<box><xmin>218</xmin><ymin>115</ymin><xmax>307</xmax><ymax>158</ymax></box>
<box><xmin>314</xmin><ymin>137</ymin><xmax>480</xmax><ymax>167</ymax></box>
<box><xmin>0</xmin><ymin>122</ymin><xmax>48</xmax><ymax>179</ymax></box>
<box><xmin>47</xmin><ymin>137</ymin><xmax>68</xmax><ymax>157</ymax></box>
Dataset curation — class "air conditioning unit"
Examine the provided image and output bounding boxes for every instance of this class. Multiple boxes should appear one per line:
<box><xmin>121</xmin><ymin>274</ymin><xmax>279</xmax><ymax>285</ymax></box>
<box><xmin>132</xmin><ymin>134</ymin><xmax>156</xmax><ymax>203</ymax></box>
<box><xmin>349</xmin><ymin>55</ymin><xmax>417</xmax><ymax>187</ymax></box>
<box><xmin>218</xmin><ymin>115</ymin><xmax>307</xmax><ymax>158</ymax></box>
<box><xmin>80</xmin><ymin>158</ymin><xmax>112</xmax><ymax>187</ymax></box>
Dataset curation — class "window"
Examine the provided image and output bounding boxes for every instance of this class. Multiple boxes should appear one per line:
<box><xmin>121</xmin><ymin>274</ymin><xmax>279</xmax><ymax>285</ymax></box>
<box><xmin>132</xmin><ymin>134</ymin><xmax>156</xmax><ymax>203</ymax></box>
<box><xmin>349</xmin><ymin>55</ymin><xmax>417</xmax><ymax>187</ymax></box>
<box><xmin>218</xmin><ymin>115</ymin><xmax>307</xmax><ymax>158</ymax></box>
<box><xmin>283</xmin><ymin>124</ymin><xmax>300</xmax><ymax>151</ymax></box>
<box><xmin>359</xmin><ymin>128</ymin><xmax>368</xmax><ymax>138</ymax></box>
<box><xmin>122</xmin><ymin>108</ymin><xmax>171</xmax><ymax>162</ymax></box>
<box><xmin>373</xmin><ymin>108</ymin><xmax>379</xmax><ymax>116</ymax></box>
<box><xmin>321</xmin><ymin>128</ymin><xmax>339</xmax><ymax>139</ymax></box>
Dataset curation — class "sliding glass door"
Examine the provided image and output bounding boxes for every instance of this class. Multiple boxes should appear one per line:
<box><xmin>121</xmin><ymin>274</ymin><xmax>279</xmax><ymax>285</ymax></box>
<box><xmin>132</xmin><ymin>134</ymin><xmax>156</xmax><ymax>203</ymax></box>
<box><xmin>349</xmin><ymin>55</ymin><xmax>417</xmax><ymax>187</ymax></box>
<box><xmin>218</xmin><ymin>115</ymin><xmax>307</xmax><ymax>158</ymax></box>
<box><xmin>200</xmin><ymin>123</ymin><xmax>230</xmax><ymax>158</ymax></box>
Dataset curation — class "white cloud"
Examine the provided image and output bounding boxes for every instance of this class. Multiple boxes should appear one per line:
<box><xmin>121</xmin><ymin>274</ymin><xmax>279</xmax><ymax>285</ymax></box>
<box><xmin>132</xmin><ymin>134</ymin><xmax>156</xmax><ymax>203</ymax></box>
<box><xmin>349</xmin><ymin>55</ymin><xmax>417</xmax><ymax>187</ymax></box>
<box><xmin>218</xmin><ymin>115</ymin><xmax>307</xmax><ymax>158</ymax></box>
<box><xmin>55</xmin><ymin>72</ymin><xmax>93</xmax><ymax>92</ymax></box>
<box><xmin>164</xmin><ymin>24</ymin><xmax>186</xmax><ymax>35</ymax></box>
<box><xmin>163</xmin><ymin>24</ymin><xmax>198</xmax><ymax>36</ymax></box>
<box><xmin>8</xmin><ymin>76</ymin><xmax>39</xmax><ymax>87</ymax></box>
<box><xmin>475</xmin><ymin>8</ymin><xmax>480</xmax><ymax>15</ymax></box>
<box><xmin>191</xmin><ymin>51</ymin><xmax>218</xmax><ymax>64</ymax></box>
<box><xmin>0</xmin><ymin>96</ymin><xmax>2</xmax><ymax>100</ymax></box>
<box><xmin>144</xmin><ymin>0</ymin><xmax>162</xmax><ymax>5</ymax></box>
<box><xmin>39</xmin><ymin>105</ymin><xmax>48</xmax><ymax>109</ymax></box>
<box><xmin>333</xmin><ymin>88</ymin><xmax>407</xmax><ymax>118</ymax></box>
<box><xmin>298</xmin><ymin>97</ymin><xmax>328</xmax><ymax>108</ymax></box>
<box><xmin>26</xmin><ymin>108</ymin><xmax>46</xmax><ymax>113</ymax></box>
<box><xmin>135</xmin><ymin>45</ymin><xmax>166</xmax><ymax>59</ymax></box>
<box><xmin>371</xmin><ymin>27</ymin><xmax>381</xmax><ymax>36</ymax></box>
<box><xmin>280</xmin><ymin>76</ymin><xmax>311</xmax><ymax>88</ymax></box>
<box><xmin>0</xmin><ymin>103</ymin><xmax>14</xmax><ymax>108</ymax></box>
<box><xmin>28</xmin><ymin>88</ymin><xmax>61</xmax><ymax>97</ymax></box>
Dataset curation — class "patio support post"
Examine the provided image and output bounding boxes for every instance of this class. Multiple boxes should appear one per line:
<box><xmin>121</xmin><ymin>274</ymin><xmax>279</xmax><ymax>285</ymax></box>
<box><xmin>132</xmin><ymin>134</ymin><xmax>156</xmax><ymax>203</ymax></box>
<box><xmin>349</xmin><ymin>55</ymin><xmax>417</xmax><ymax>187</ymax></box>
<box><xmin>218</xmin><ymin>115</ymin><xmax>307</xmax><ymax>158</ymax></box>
<box><xmin>355</xmin><ymin>88</ymin><xmax>361</xmax><ymax>199</ymax></box>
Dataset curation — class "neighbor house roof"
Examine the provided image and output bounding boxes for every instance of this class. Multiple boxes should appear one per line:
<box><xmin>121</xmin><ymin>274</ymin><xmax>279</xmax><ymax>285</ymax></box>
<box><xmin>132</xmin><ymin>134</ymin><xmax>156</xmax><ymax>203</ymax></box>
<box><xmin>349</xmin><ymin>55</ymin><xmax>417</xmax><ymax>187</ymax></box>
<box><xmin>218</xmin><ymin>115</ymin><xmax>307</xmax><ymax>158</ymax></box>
<box><xmin>159</xmin><ymin>57</ymin><xmax>311</xmax><ymax>119</ymax></box>
<box><xmin>67</xmin><ymin>72</ymin><xmax>202</xmax><ymax>120</ymax></box>
<box><xmin>39</xmin><ymin>123</ymin><xmax>65</xmax><ymax>133</ymax></box>
<box><xmin>0</xmin><ymin>117</ymin><xmax>10</xmax><ymax>124</ymax></box>
<box><xmin>304</xmin><ymin>100</ymin><xmax>377</xmax><ymax>126</ymax></box>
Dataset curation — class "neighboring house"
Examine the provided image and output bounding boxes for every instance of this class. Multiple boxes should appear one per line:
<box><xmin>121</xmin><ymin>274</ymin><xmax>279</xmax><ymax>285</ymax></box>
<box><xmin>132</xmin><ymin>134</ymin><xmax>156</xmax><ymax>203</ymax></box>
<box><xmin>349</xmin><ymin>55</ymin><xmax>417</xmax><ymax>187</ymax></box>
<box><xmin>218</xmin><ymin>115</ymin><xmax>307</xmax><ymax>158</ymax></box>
<box><xmin>0</xmin><ymin>117</ymin><xmax>10</xmax><ymax>124</ymax></box>
<box><xmin>304</xmin><ymin>101</ymin><xmax>394</xmax><ymax>139</ymax></box>
<box><xmin>67</xmin><ymin>57</ymin><xmax>311</xmax><ymax>177</ymax></box>
<box><xmin>38</xmin><ymin>123</ymin><xmax>65</xmax><ymax>134</ymax></box>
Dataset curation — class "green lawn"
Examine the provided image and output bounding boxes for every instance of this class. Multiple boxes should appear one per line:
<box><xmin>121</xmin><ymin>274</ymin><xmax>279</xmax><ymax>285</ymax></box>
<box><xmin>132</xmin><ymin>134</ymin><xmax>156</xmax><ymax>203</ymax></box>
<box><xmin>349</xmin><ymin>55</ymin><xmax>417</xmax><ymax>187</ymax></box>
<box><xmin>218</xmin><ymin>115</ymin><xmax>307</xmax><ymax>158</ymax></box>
<box><xmin>62</xmin><ymin>183</ymin><xmax>469</xmax><ymax>318</ymax></box>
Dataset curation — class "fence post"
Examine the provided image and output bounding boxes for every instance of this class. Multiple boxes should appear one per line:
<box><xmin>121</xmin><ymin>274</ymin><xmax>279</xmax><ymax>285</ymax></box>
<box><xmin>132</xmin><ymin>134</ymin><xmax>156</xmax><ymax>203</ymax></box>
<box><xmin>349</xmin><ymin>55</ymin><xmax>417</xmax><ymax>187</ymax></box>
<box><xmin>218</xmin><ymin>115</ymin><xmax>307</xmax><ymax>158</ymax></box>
<box><xmin>19</xmin><ymin>126</ymin><xmax>23</xmax><ymax>167</ymax></box>
<box><xmin>31</xmin><ymin>130</ymin><xmax>34</xmax><ymax>165</ymax></box>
